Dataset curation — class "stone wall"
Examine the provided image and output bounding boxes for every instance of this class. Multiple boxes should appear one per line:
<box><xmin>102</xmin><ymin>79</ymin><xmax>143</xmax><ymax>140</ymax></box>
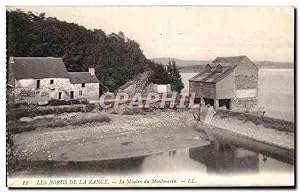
<box><xmin>232</xmin><ymin>57</ymin><xmax>259</xmax><ymax>111</ymax></box>
<box><xmin>235</xmin><ymin>75</ymin><xmax>258</xmax><ymax>90</ymax></box>
<box><xmin>231</xmin><ymin>98</ymin><xmax>258</xmax><ymax>112</ymax></box>
<box><xmin>70</xmin><ymin>83</ymin><xmax>99</xmax><ymax>101</ymax></box>
<box><xmin>234</xmin><ymin>58</ymin><xmax>258</xmax><ymax>90</ymax></box>
<box><xmin>15</xmin><ymin>78</ymin><xmax>71</xmax><ymax>104</ymax></box>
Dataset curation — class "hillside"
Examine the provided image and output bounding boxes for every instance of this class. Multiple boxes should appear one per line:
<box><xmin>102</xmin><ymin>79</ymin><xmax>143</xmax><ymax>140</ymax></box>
<box><xmin>7</xmin><ymin>10</ymin><xmax>155</xmax><ymax>91</ymax></box>
<box><xmin>151</xmin><ymin>57</ymin><xmax>209</xmax><ymax>67</ymax></box>
<box><xmin>151</xmin><ymin>57</ymin><xmax>294</xmax><ymax>73</ymax></box>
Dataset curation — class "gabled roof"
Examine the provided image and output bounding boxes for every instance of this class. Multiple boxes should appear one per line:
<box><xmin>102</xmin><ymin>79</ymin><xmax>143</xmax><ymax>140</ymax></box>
<box><xmin>189</xmin><ymin>56</ymin><xmax>254</xmax><ymax>83</ymax></box>
<box><xmin>210</xmin><ymin>56</ymin><xmax>247</xmax><ymax>68</ymax></box>
<box><xmin>69</xmin><ymin>72</ymin><xmax>99</xmax><ymax>84</ymax></box>
<box><xmin>12</xmin><ymin>57</ymin><xmax>70</xmax><ymax>80</ymax></box>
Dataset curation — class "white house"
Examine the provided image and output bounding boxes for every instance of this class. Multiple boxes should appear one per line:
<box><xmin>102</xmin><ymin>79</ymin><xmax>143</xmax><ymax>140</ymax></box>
<box><xmin>9</xmin><ymin>57</ymin><xmax>101</xmax><ymax>104</ymax></box>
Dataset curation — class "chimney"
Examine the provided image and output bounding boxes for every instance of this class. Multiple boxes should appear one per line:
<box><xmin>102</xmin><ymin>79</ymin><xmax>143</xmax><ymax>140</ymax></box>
<box><xmin>9</xmin><ymin>56</ymin><xmax>14</xmax><ymax>64</ymax></box>
<box><xmin>89</xmin><ymin>68</ymin><xmax>95</xmax><ymax>76</ymax></box>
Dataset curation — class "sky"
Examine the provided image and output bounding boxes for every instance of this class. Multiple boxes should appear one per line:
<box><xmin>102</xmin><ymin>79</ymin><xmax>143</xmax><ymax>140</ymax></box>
<box><xmin>8</xmin><ymin>6</ymin><xmax>294</xmax><ymax>62</ymax></box>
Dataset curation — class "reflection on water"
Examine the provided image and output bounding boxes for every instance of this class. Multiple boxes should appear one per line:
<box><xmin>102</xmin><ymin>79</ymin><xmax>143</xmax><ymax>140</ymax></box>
<box><xmin>14</xmin><ymin>130</ymin><xmax>294</xmax><ymax>177</ymax></box>
<box><xmin>189</xmin><ymin>143</ymin><xmax>259</xmax><ymax>174</ymax></box>
<box><xmin>141</xmin><ymin>142</ymin><xmax>293</xmax><ymax>176</ymax></box>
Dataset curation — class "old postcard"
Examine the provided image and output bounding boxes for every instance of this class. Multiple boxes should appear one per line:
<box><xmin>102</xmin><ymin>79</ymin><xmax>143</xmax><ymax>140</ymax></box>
<box><xmin>6</xmin><ymin>6</ymin><xmax>295</xmax><ymax>188</ymax></box>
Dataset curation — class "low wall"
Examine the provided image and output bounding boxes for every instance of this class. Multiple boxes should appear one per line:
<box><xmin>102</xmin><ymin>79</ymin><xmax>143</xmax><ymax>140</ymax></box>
<box><xmin>203</xmin><ymin>109</ymin><xmax>294</xmax><ymax>150</ymax></box>
<box><xmin>216</xmin><ymin>109</ymin><xmax>294</xmax><ymax>132</ymax></box>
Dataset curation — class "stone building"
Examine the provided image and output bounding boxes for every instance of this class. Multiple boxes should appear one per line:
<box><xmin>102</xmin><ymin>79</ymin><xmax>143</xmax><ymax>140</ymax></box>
<box><xmin>189</xmin><ymin>56</ymin><xmax>258</xmax><ymax>111</ymax></box>
<box><xmin>69</xmin><ymin>70</ymin><xmax>100</xmax><ymax>102</ymax></box>
<box><xmin>8</xmin><ymin>57</ymin><xmax>102</xmax><ymax>104</ymax></box>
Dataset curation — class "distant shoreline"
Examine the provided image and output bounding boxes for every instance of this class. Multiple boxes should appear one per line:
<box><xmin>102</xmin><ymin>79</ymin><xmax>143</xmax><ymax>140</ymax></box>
<box><xmin>179</xmin><ymin>66</ymin><xmax>294</xmax><ymax>73</ymax></box>
<box><xmin>152</xmin><ymin>57</ymin><xmax>294</xmax><ymax>71</ymax></box>
<box><xmin>259</xmin><ymin>68</ymin><xmax>294</xmax><ymax>71</ymax></box>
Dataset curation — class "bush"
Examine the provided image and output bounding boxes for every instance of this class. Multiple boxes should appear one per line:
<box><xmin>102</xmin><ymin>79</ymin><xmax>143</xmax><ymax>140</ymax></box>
<box><xmin>13</xmin><ymin>102</ymin><xmax>30</xmax><ymax>108</ymax></box>
<box><xmin>10</xmin><ymin>112</ymin><xmax>110</xmax><ymax>134</ymax></box>
<box><xmin>48</xmin><ymin>99</ymin><xmax>71</xmax><ymax>106</ymax></box>
<box><xmin>86</xmin><ymin>103</ymin><xmax>96</xmax><ymax>112</ymax></box>
<box><xmin>48</xmin><ymin>99</ymin><xmax>88</xmax><ymax>106</ymax></box>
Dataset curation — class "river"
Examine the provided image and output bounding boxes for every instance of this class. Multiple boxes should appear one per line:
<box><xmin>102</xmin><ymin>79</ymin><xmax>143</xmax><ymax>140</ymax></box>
<box><xmin>11</xmin><ymin>124</ymin><xmax>294</xmax><ymax>179</ymax></box>
<box><xmin>180</xmin><ymin>68</ymin><xmax>294</xmax><ymax>122</ymax></box>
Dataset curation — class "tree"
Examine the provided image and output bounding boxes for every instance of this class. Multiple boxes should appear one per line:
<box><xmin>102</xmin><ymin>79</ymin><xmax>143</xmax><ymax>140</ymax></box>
<box><xmin>6</xmin><ymin>10</ymin><xmax>183</xmax><ymax>92</ymax></box>
<box><xmin>166</xmin><ymin>59</ymin><xmax>184</xmax><ymax>92</ymax></box>
<box><xmin>6</xmin><ymin>10</ymin><xmax>153</xmax><ymax>91</ymax></box>
<box><xmin>148</xmin><ymin>59</ymin><xmax>184</xmax><ymax>93</ymax></box>
<box><xmin>148</xmin><ymin>62</ymin><xmax>169</xmax><ymax>84</ymax></box>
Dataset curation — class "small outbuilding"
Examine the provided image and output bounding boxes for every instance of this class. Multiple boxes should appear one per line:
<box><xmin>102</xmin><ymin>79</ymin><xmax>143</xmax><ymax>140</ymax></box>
<box><xmin>189</xmin><ymin>56</ymin><xmax>258</xmax><ymax>111</ymax></box>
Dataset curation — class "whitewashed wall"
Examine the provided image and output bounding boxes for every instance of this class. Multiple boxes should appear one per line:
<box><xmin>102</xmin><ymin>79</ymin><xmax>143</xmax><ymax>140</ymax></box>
<box><xmin>70</xmin><ymin>83</ymin><xmax>99</xmax><ymax>101</ymax></box>
<box><xmin>15</xmin><ymin>78</ymin><xmax>71</xmax><ymax>104</ymax></box>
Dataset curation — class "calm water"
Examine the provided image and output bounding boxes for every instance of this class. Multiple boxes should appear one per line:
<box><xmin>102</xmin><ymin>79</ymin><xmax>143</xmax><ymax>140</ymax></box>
<box><xmin>15</xmin><ymin>127</ymin><xmax>294</xmax><ymax>177</ymax></box>
<box><xmin>258</xmin><ymin>69</ymin><xmax>294</xmax><ymax>122</ymax></box>
<box><xmin>180</xmin><ymin>69</ymin><xmax>294</xmax><ymax>121</ymax></box>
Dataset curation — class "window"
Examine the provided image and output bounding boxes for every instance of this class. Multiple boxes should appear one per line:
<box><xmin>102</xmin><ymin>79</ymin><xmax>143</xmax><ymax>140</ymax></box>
<box><xmin>58</xmin><ymin>92</ymin><xmax>62</xmax><ymax>100</ymax></box>
<box><xmin>70</xmin><ymin>91</ymin><xmax>74</xmax><ymax>99</ymax></box>
<box><xmin>36</xmin><ymin>80</ymin><xmax>40</xmax><ymax>89</ymax></box>
<box><xmin>79</xmin><ymin>91</ymin><xmax>83</xmax><ymax>96</ymax></box>
<box><xmin>82</xmin><ymin>83</ymin><xmax>85</xmax><ymax>88</ymax></box>
<box><xmin>50</xmin><ymin>79</ymin><xmax>54</xmax><ymax>85</ymax></box>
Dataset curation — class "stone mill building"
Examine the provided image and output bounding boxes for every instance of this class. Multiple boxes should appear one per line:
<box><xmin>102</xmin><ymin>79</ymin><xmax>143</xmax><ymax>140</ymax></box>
<box><xmin>189</xmin><ymin>56</ymin><xmax>259</xmax><ymax>111</ymax></box>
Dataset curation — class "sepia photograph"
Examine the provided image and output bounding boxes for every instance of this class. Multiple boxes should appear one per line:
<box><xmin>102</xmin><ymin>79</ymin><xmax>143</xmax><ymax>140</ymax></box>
<box><xmin>6</xmin><ymin>6</ymin><xmax>295</xmax><ymax>188</ymax></box>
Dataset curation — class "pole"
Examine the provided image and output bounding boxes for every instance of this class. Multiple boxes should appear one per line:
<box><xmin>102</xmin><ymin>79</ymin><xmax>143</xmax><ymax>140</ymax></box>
<box><xmin>198</xmin><ymin>98</ymin><xmax>202</xmax><ymax>121</ymax></box>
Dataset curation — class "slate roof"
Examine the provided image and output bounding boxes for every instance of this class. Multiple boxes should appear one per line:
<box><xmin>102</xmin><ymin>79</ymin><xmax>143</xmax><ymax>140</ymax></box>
<box><xmin>210</xmin><ymin>56</ymin><xmax>247</xmax><ymax>68</ymax></box>
<box><xmin>189</xmin><ymin>56</ymin><xmax>249</xmax><ymax>83</ymax></box>
<box><xmin>189</xmin><ymin>67</ymin><xmax>234</xmax><ymax>83</ymax></box>
<box><xmin>69</xmin><ymin>72</ymin><xmax>99</xmax><ymax>84</ymax></box>
<box><xmin>12</xmin><ymin>57</ymin><xmax>70</xmax><ymax>80</ymax></box>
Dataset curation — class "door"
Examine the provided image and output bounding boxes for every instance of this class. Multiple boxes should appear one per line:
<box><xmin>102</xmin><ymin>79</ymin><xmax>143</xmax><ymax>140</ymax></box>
<box><xmin>70</xmin><ymin>91</ymin><xmax>74</xmax><ymax>99</ymax></box>
<box><xmin>58</xmin><ymin>92</ymin><xmax>62</xmax><ymax>100</ymax></box>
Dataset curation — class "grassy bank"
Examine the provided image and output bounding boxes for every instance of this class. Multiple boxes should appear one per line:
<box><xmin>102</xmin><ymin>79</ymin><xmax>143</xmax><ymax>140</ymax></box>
<box><xmin>10</xmin><ymin>104</ymin><xmax>97</xmax><ymax>120</ymax></box>
<box><xmin>10</xmin><ymin>112</ymin><xmax>111</xmax><ymax>134</ymax></box>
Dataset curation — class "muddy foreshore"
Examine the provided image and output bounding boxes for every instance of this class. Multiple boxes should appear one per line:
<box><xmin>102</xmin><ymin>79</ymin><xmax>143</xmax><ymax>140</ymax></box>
<box><xmin>11</xmin><ymin>111</ymin><xmax>208</xmax><ymax>162</ymax></box>
<box><xmin>10</xmin><ymin>110</ymin><xmax>294</xmax><ymax>174</ymax></box>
